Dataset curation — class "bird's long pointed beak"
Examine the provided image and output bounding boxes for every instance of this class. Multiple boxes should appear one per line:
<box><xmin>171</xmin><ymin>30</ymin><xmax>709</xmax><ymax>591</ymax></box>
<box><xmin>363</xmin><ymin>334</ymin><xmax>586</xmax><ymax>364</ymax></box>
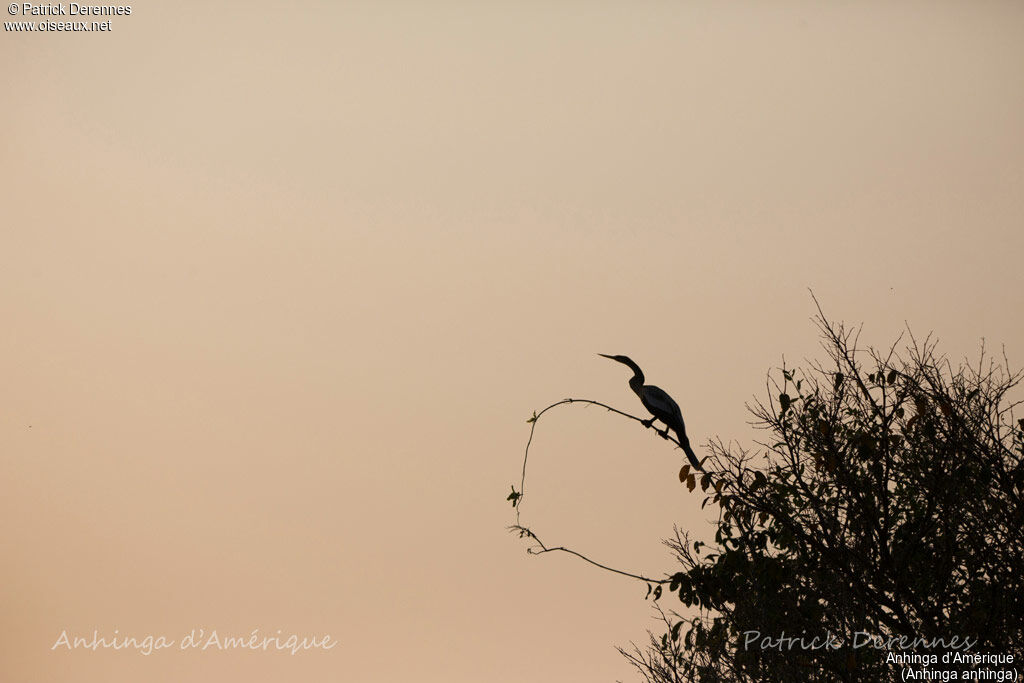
<box><xmin>597</xmin><ymin>353</ymin><xmax>614</xmax><ymax>359</ymax></box>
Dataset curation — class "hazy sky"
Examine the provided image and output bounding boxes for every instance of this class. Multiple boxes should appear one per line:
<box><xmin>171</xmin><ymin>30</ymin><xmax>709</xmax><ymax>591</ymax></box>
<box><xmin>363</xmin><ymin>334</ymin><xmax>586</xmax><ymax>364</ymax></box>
<box><xmin>2</xmin><ymin>2</ymin><xmax>1022</xmax><ymax>681</ymax></box>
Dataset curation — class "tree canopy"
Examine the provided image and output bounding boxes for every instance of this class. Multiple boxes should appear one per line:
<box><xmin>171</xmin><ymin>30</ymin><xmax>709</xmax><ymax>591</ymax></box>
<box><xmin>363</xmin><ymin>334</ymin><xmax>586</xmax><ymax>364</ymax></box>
<box><xmin>513</xmin><ymin>312</ymin><xmax>1024</xmax><ymax>682</ymax></box>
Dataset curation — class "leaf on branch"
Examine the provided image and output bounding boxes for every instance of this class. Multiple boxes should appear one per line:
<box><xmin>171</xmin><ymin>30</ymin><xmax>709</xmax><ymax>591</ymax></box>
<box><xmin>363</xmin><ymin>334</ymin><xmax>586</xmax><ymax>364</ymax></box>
<box><xmin>526</xmin><ymin>411</ymin><xmax>537</xmax><ymax>424</ymax></box>
<box><xmin>834</xmin><ymin>372</ymin><xmax>844</xmax><ymax>390</ymax></box>
<box><xmin>779</xmin><ymin>393</ymin><xmax>792</xmax><ymax>414</ymax></box>
<box><xmin>679</xmin><ymin>464</ymin><xmax>691</xmax><ymax>483</ymax></box>
<box><xmin>653</xmin><ymin>585</ymin><xmax>662</xmax><ymax>601</ymax></box>
<box><xmin>506</xmin><ymin>486</ymin><xmax>521</xmax><ymax>507</ymax></box>
<box><xmin>687</xmin><ymin>473</ymin><xmax>697</xmax><ymax>492</ymax></box>
<box><xmin>887</xmin><ymin>369</ymin><xmax>897</xmax><ymax>384</ymax></box>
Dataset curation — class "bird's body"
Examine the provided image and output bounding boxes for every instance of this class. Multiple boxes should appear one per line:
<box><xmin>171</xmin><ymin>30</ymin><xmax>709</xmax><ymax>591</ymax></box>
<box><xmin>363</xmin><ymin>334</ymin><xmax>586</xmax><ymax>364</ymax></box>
<box><xmin>599</xmin><ymin>354</ymin><xmax>702</xmax><ymax>471</ymax></box>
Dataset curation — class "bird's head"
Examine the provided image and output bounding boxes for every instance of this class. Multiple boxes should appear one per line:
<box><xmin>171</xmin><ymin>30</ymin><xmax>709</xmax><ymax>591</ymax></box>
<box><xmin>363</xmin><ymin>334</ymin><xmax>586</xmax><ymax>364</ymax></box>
<box><xmin>598</xmin><ymin>353</ymin><xmax>645</xmax><ymax>387</ymax></box>
<box><xmin>598</xmin><ymin>353</ymin><xmax>644</xmax><ymax>374</ymax></box>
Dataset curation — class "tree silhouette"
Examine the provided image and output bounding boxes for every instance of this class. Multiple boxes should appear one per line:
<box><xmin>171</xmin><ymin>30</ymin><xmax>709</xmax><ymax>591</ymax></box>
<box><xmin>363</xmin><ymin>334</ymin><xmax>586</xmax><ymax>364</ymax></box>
<box><xmin>512</xmin><ymin>307</ymin><xmax>1024</xmax><ymax>682</ymax></box>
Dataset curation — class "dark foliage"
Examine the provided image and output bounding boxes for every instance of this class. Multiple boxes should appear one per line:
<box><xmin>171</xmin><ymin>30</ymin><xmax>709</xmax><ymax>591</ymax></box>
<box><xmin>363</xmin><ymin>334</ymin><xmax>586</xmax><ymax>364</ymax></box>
<box><xmin>623</xmin><ymin>315</ymin><xmax>1024</xmax><ymax>682</ymax></box>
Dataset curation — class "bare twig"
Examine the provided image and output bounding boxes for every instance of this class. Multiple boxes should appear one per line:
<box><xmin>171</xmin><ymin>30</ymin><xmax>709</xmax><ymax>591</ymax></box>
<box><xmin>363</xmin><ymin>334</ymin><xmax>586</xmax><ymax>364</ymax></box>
<box><xmin>511</xmin><ymin>396</ymin><xmax>691</xmax><ymax>585</ymax></box>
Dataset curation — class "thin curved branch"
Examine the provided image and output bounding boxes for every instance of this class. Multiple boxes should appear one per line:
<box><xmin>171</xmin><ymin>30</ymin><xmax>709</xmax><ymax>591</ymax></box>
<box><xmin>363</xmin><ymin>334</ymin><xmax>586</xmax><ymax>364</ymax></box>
<box><xmin>509</xmin><ymin>524</ymin><xmax>672</xmax><ymax>585</ymax></box>
<box><xmin>511</xmin><ymin>396</ymin><xmax>690</xmax><ymax>585</ymax></box>
<box><xmin>516</xmin><ymin>397</ymin><xmax>688</xmax><ymax>524</ymax></box>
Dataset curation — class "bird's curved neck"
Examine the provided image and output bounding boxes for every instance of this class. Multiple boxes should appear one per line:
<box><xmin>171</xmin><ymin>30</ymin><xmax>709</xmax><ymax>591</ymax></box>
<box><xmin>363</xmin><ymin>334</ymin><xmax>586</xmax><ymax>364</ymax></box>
<box><xmin>627</xmin><ymin>370</ymin><xmax>645</xmax><ymax>396</ymax></box>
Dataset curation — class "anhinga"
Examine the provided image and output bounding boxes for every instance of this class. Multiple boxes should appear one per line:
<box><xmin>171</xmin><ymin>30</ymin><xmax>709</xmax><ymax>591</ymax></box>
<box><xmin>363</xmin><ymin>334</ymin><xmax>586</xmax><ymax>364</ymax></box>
<box><xmin>598</xmin><ymin>354</ymin><xmax>702</xmax><ymax>471</ymax></box>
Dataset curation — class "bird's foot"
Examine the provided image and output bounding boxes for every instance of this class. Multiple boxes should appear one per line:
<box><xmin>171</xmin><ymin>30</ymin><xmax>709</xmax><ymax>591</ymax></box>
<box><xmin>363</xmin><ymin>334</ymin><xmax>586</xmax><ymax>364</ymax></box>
<box><xmin>641</xmin><ymin>418</ymin><xmax>656</xmax><ymax>429</ymax></box>
<box><xmin>656</xmin><ymin>428</ymin><xmax>671</xmax><ymax>440</ymax></box>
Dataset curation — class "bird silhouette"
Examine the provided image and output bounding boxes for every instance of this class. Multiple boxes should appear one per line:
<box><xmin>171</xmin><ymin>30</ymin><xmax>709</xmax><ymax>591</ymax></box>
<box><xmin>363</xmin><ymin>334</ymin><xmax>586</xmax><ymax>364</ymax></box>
<box><xmin>598</xmin><ymin>354</ymin><xmax>701</xmax><ymax>471</ymax></box>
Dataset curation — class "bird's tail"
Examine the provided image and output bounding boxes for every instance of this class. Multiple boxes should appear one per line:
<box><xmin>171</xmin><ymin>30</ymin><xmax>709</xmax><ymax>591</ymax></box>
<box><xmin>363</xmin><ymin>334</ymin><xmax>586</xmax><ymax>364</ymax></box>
<box><xmin>675</xmin><ymin>427</ymin><xmax>702</xmax><ymax>472</ymax></box>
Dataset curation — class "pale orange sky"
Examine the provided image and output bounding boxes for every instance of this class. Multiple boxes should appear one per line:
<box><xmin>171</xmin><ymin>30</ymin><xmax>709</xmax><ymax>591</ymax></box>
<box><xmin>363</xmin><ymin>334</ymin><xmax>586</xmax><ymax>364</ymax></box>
<box><xmin>2</xmin><ymin>2</ymin><xmax>1023</xmax><ymax>681</ymax></box>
